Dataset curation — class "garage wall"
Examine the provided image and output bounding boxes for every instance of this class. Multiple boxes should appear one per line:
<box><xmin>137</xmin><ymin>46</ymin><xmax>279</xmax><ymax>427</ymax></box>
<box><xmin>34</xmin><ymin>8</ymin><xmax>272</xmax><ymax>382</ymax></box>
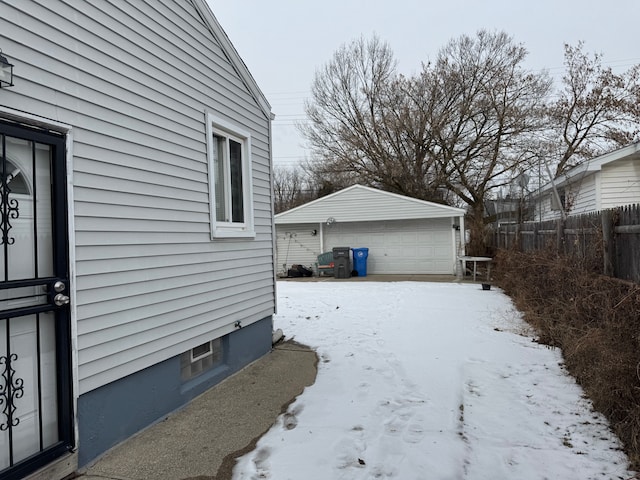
<box><xmin>324</xmin><ymin>218</ymin><xmax>454</xmax><ymax>275</ymax></box>
<box><xmin>275</xmin><ymin>224</ymin><xmax>321</xmax><ymax>275</ymax></box>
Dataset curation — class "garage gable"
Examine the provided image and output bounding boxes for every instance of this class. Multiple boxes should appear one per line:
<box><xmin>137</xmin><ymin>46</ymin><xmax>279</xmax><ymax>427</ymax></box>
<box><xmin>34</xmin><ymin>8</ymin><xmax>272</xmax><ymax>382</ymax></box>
<box><xmin>275</xmin><ymin>185</ymin><xmax>465</xmax><ymax>224</ymax></box>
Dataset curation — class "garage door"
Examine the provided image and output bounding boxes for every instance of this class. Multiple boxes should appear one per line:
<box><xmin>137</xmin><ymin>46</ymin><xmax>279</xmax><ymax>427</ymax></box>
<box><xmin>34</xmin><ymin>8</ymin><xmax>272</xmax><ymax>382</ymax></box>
<box><xmin>324</xmin><ymin>218</ymin><xmax>454</xmax><ymax>274</ymax></box>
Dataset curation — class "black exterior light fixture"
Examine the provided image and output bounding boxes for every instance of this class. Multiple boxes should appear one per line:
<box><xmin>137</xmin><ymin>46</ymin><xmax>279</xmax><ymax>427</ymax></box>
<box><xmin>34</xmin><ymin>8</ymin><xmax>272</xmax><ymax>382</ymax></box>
<box><xmin>0</xmin><ymin>49</ymin><xmax>14</xmax><ymax>88</ymax></box>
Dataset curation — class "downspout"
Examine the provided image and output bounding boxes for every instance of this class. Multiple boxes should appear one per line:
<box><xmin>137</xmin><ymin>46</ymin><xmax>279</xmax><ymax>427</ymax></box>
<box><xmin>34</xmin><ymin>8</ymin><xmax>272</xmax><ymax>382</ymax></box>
<box><xmin>319</xmin><ymin>222</ymin><xmax>324</xmax><ymax>253</ymax></box>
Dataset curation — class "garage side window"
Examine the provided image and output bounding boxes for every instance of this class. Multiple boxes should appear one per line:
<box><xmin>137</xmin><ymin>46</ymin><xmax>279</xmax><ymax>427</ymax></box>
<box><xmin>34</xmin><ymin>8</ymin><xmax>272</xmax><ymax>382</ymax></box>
<box><xmin>206</xmin><ymin>112</ymin><xmax>255</xmax><ymax>238</ymax></box>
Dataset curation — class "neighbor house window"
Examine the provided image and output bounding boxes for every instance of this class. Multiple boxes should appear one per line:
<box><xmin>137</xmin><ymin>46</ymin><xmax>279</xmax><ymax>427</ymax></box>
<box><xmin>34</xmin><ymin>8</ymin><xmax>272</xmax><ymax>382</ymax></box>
<box><xmin>206</xmin><ymin>111</ymin><xmax>255</xmax><ymax>238</ymax></box>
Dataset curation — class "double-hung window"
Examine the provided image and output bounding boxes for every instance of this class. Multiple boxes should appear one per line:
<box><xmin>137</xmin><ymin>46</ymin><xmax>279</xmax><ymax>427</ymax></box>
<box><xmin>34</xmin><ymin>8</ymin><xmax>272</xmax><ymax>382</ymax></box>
<box><xmin>206</xmin><ymin>112</ymin><xmax>255</xmax><ymax>238</ymax></box>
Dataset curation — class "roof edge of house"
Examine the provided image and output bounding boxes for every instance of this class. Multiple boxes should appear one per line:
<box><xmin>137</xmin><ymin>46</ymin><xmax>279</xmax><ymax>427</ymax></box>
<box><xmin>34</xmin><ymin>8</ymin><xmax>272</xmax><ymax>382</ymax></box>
<box><xmin>191</xmin><ymin>0</ymin><xmax>273</xmax><ymax>120</ymax></box>
<box><xmin>275</xmin><ymin>184</ymin><xmax>466</xmax><ymax>220</ymax></box>
<box><xmin>534</xmin><ymin>141</ymin><xmax>640</xmax><ymax>197</ymax></box>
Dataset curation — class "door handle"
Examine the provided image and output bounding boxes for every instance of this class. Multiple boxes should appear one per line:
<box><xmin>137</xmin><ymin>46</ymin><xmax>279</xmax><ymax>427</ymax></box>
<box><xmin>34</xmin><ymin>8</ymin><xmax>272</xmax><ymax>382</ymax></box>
<box><xmin>54</xmin><ymin>293</ymin><xmax>70</xmax><ymax>307</ymax></box>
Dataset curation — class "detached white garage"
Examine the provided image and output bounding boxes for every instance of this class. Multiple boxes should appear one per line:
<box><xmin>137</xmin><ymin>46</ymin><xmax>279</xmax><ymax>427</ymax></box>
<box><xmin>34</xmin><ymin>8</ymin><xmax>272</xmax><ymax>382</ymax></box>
<box><xmin>275</xmin><ymin>185</ymin><xmax>466</xmax><ymax>275</ymax></box>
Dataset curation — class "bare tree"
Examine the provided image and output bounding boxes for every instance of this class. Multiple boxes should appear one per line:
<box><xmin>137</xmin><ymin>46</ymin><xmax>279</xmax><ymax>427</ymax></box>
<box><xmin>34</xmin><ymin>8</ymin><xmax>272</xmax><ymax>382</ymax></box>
<box><xmin>300</xmin><ymin>35</ymin><xmax>445</xmax><ymax>202</ymax></box>
<box><xmin>425</xmin><ymin>30</ymin><xmax>552</xmax><ymax>254</ymax></box>
<box><xmin>272</xmin><ymin>166</ymin><xmax>306</xmax><ymax>213</ymax></box>
<box><xmin>299</xmin><ymin>32</ymin><xmax>640</xmax><ymax>255</ymax></box>
<box><xmin>546</xmin><ymin>42</ymin><xmax>640</xmax><ymax>176</ymax></box>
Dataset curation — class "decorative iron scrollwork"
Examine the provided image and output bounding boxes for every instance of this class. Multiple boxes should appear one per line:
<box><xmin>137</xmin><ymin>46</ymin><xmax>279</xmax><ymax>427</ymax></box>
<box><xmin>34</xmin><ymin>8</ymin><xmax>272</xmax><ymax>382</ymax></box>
<box><xmin>0</xmin><ymin>170</ymin><xmax>19</xmax><ymax>246</ymax></box>
<box><xmin>0</xmin><ymin>353</ymin><xmax>24</xmax><ymax>431</ymax></box>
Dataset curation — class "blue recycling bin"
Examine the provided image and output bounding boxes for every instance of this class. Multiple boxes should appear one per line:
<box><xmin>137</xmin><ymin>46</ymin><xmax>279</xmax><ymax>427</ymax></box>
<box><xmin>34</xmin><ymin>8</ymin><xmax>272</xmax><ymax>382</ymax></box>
<box><xmin>352</xmin><ymin>247</ymin><xmax>369</xmax><ymax>277</ymax></box>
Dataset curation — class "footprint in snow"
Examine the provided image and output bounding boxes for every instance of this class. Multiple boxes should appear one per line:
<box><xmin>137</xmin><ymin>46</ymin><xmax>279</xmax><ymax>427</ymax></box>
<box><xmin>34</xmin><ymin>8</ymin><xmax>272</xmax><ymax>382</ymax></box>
<box><xmin>282</xmin><ymin>403</ymin><xmax>304</xmax><ymax>431</ymax></box>
<box><xmin>251</xmin><ymin>447</ymin><xmax>271</xmax><ymax>479</ymax></box>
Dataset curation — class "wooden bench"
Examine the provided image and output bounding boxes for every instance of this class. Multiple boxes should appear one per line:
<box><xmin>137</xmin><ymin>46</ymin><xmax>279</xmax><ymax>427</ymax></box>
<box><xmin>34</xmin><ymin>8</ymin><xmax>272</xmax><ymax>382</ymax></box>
<box><xmin>316</xmin><ymin>252</ymin><xmax>334</xmax><ymax>276</ymax></box>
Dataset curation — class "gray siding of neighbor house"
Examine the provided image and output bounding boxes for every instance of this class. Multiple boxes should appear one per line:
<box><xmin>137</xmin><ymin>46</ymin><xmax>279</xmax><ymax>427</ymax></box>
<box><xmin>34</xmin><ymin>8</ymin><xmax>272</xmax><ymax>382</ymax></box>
<box><xmin>1</xmin><ymin>0</ymin><xmax>274</xmax><ymax>395</ymax></box>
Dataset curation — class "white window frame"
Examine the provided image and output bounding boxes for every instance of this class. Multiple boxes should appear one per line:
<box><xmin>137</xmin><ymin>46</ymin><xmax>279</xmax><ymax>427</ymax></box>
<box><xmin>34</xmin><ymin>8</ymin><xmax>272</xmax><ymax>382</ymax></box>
<box><xmin>190</xmin><ymin>341</ymin><xmax>213</xmax><ymax>362</ymax></box>
<box><xmin>206</xmin><ymin>111</ymin><xmax>255</xmax><ymax>239</ymax></box>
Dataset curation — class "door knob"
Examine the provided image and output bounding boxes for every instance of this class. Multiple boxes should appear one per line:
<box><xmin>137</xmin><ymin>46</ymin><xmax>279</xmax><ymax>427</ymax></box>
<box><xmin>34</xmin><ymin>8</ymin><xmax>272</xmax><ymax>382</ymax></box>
<box><xmin>54</xmin><ymin>293</ymin><xmax>70</xmax><ymax>307</ymax></box>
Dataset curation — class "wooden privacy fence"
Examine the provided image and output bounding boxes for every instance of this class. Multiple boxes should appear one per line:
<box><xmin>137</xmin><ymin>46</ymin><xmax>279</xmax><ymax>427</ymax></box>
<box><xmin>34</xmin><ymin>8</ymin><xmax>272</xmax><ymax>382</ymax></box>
<box><xmin>492</xmin><ymin>203</ymin><xmax>640</xmax><ymax>283</ymax></box>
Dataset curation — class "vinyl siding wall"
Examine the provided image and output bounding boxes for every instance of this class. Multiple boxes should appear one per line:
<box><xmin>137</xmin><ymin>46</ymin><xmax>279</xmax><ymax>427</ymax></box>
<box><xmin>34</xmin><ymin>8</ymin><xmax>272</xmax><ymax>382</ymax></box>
<box><xmin>600</xmin><ymin>158</ymin><xmax>640</xmax><ymax>209</ymax></box>
<box><xmin>567</xmin><ymin>173</ymin><xmax>597</xmax><ymax>214</ymax></box>
<box><xmin>276</xmin><ymin>185</ymin><xmax>465</xmax><ymax>224</ymax></box>
<box><xmin>534</xmin><ymin>157</ymin><xmax>640</xmax><ymax>220</ymax></box>
<box><xmin>275</xmin><ymin>225</ymin><xmax>321</xmax><ymax>274</ymax></box>
<box><xmin>0</xmin><ymin>0</ymin><xmax>274</xmax><ymax>394</ymax></box>
<box><xmin>534</xmin><ymin>173</ymin><xmax>597</xmax><ymax>221</ymax></box>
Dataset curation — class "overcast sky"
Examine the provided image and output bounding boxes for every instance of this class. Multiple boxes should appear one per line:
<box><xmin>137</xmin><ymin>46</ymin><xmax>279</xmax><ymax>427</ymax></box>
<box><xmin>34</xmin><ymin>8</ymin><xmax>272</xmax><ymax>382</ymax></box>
<box><xmin>208</xmin><ymin>1</ymin><xmax>640</xmax><ymax>168</ymax></box>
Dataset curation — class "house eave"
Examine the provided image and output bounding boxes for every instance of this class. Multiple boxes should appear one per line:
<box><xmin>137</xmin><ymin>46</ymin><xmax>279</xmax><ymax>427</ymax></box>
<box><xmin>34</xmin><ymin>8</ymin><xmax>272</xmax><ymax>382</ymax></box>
<box><xmin>191</xmin><ymin>0</ymin><xmax>272</xmax><ymax>120</ymax></box>
<box><xmin>533</xmin><ymin>142</ymin><xmax>640</xmax><ymax>198</ymax></box>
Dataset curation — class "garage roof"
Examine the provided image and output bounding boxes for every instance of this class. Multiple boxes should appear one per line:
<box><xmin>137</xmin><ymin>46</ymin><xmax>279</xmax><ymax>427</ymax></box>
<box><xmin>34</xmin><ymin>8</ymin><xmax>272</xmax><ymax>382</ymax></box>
<box><xmin>275</xmin><ymin>184</ymin><xmax>466</xmax><ymax>224</ymax></box>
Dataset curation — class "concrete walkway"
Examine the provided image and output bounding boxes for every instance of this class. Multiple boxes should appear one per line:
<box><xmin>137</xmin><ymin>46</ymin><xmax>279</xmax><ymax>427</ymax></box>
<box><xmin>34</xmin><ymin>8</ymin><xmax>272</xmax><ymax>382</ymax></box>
<box><xmin>79</xmin><ymin>341</ymin><xmax>317</xmax><ymax>480</ymax></box>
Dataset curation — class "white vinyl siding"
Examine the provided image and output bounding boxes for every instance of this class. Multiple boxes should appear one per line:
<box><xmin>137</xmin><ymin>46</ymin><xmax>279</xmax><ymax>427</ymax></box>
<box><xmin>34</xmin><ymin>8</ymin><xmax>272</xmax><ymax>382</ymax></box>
<box><xmin>533</xmin><ymin>194</ymin><xmax>553</xmax><ymax>222</ymax></box>
<box><xmin>275</xmin><ymin>225</ymin><xmax>322</xmax><ymax>275</ymax></box>
<box><xmin>1</xmin><ymin>1</ymin><xmax>274</xmax><ymax>393</ymax></box>
<box><xmin>535</xmin><ymin>175</ymin><xmax>597</xmax><ymax>221</ymax></box>
<box><xmin>276</xmin><ymin>185</ymin><xmax>465</xmax><ymax>224</ymax></box>
<box><xmin>532</xmin><ymin>145</ymin><xmax>640</xmax><ymax>220</ymax></box>
<box><xmin>600</xmin><ymin>159</ymin><xmax>640</xmax><ymax>209</ymax></box>
<box><xmin>566</xmin><ymin>174</ymin><xmax>597</xmax><ymax>215</ymax></box>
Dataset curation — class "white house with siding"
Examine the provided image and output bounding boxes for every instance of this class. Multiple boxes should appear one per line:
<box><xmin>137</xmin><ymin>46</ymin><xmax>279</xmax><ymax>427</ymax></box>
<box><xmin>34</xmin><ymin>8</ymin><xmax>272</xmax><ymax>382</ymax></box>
<box><xmin>0</xmin><ymin>1</ymin><xmax>275</xmax><ymax>478</ymax></box>
<box><xmin>275</xmin><ymin>185</ymin><xmax>466</xmax><ymax>276</ymax></box>
<box><xmin>532</xmin><ymin>142</ymin><xmax>640</xmax><ymax>221</ymax></box>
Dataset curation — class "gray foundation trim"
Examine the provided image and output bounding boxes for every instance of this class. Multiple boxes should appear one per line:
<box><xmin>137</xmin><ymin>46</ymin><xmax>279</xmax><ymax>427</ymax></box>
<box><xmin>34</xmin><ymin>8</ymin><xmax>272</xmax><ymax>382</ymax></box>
<box><xmin>77</xmin><ymin>316</ymin><xmax>273</xmax><ymax>468</ymax></box>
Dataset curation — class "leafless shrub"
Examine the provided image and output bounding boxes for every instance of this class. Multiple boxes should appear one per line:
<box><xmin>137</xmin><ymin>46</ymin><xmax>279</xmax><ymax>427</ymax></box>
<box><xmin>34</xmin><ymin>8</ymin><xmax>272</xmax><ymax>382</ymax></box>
<box><xmin>494</xmin><ymin>249</ymin><xmax>640</xmax><ymax>469</ymax></box>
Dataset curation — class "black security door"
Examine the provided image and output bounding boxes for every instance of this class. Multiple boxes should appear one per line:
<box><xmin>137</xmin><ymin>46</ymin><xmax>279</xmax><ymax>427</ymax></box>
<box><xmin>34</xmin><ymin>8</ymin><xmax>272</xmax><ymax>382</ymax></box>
<box><xmin>0</xmin><ymin>121</ymin><xmax>73</xmax><ymax>480</ymax></box>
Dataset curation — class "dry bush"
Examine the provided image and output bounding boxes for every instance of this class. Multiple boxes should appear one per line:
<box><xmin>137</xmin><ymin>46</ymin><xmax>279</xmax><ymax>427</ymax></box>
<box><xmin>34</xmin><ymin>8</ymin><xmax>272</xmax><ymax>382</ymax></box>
<box><xmin>494</xmin><ymin>248</ymin><xmax>640</xmax><ymax>469</ymax></box>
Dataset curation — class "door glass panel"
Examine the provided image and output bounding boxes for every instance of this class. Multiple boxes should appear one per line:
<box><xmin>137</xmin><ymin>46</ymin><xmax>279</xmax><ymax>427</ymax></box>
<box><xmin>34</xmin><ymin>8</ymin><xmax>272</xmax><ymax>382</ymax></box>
<box><xmin>1</xmin><ymin>137</ymin><xmax>53</xmax><ymax>282</ymax></box>
<box><xmin>35</xmin><ymin>143</ymin><xmax>53</xmax><ymax>278</ymax></box>
<box><xmin>0</xmin><ymin>313</ymin><xmax>59</xmax><ymax>469</ymax></box>
<box><xmin>38</xmin><ymin>312</ymin><xmax>58</xmax><ymax>448</ymax></box>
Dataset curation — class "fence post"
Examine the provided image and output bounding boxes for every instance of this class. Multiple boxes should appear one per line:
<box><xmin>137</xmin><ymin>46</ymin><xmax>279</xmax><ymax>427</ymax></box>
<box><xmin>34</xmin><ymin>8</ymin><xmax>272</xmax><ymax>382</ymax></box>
<box><xmin>602</xmin><ymin>209</ymin><xmax>616</xmax><ymax>277</ymax></box>
<box><xmin>556</xmin><ymin>218</ymin><xmax>565</xmax><ymax>253</ymax></box>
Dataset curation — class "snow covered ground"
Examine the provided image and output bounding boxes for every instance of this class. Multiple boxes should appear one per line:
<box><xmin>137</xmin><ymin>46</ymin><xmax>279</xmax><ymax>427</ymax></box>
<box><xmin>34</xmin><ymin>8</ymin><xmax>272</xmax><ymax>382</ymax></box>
<box><xmin>233</xmin><ymin>281</ymin><xmax>635</xmax><ymax>480</ymax></box>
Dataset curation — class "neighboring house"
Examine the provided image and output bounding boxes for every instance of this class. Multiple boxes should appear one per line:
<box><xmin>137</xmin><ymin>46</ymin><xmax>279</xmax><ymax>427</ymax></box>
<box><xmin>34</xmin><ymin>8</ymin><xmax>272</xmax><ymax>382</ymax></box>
<box><xmin>485</xmin><ymin>197</ymin><xmax>523</xmax><ymax>225</ymax></box>
<box><xmin>532</xmin><ymin>142</ymin><xmax>640</xmax><ymax>221</ymax></box>
<box><xmin>275</xmin><ymin>185</ymin><xmax>466</xmax><ymax>275</ymax></box>
<box><xmin>0</xmin><ymin>2</ymin><xmax>275</xmax><ymax>479</ymax></box>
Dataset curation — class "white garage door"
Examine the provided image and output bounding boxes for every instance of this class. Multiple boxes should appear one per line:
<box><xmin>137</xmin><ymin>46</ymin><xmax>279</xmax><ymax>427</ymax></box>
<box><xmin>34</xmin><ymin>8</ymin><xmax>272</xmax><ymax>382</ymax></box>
<box><xmin>324</xmin><ymin>218</ymin><xmax>454</xmax><ymax>274</ymax></box>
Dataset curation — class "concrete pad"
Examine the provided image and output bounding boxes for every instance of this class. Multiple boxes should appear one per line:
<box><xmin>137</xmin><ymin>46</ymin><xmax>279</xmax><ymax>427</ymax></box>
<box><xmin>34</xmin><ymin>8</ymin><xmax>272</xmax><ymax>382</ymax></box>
<box><xmin>278</xmin><ymin>274</ymin><xmax>462</xmax><ymax>283</ymax></box>
<box><xmin>81</xmin><ymin>340</ymin><xmax>317</xmax><ymax>480</ymax></box>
